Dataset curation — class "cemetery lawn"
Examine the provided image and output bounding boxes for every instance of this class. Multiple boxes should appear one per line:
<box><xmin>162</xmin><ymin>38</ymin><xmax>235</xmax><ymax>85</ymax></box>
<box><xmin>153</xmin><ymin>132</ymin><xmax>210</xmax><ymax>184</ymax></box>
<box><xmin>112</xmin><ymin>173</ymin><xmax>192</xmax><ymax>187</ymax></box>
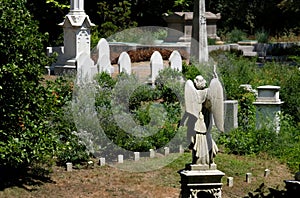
<box><xmin>0</xmin><ymin>152</ymin><xmax>293</xmax><ymax>198</ymax></box>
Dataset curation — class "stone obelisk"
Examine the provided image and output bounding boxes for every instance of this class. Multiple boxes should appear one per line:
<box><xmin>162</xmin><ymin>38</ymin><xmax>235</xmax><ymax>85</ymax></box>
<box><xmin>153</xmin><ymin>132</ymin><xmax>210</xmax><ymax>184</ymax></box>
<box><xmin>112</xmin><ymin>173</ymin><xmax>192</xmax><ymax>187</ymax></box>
<box><xmin>190</xmin><ymin>0</ymin><xmax>209</xmax><ymax>63</ymax></box>
<box><xmin>54</xmin><ymin>0</ymin><xmax>94</xmax><ymax>74</ymax></box>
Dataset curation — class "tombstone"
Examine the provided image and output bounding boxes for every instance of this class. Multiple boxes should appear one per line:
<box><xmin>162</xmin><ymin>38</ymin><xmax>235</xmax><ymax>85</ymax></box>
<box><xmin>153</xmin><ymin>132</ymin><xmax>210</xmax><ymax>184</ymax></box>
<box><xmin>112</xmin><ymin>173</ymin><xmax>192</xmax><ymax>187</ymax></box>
<box><xmin>190</xmin><ymin>0</ymin><xmax>209</xmax><ymax>63</ymax></box>
<box><xmin>253</xmin><ymin>85</ymin><xmax>284</xmax><ymax>133</ymax></box>
<box><xmin>164</xmin><ymin>147</ymin><xmax>170</xmax><ymax>156</ymax></box>
<box><xmin>246</xmin><ymin>173</ymin><xmax>252</xmax><ymax>183</ymax></box>
<box><xmin>97</xmin><ymin>38</ymin><xmax>114</xmax><ymax>75</ymax></box>
<box><xmin>118</xmin><ymin>51</ymin><xmax>132</xmax><ymax>74</ymax></box>
<box><xmin>264</xmin><ymin>169</ymin><xmax>270</xmax><ymax>177</ymax></box>
<box><xmin>227</xmin><ymin>177</ymin><xmax>233</xmax><ymax>187</ymax></box>
<box><xmin>169</xmin><ymin>50</ymin><xmax>182</xmax><ymax>72</ymax></box>
<box><xmin>224</xmin><ymin>100</ymin><xmax>238</xmax><ymax>132</ymax></box>
<box><xmin>179</xmin><ymin>145</ymin><xmax>184</xmax><ymax>154</ymax></box>
<box><xmin>76</xmin><ymin>52</ymin><xmax>93</xmax><ymax>82</ymax></box>
<box><xmin>99</xmin><ymin>157</ymin><xmax>105</xmax><ymax>166</ymax></box>
<box><xmin>66</xmin><ymin>162</ymin><xmax>73</xmax><ymax>172</ymax></box>
<box><xmin>134</xmin><ymin>152</ymin><xmax>140</xmax><ymax>161</ymax></box>
<box><xmin>150</xmin><ymin>51</ymin><xmax>164</xmax><ymax>85</ymax></box>
<box><xmin>149</xmin><ymin>149</ymin><xmax>155</xmax><ymax>158</ymax></box>
<box><xmin>118</xmin><ymin>155</ymin><xmax>124</xmax><ymax>163</ymax></box>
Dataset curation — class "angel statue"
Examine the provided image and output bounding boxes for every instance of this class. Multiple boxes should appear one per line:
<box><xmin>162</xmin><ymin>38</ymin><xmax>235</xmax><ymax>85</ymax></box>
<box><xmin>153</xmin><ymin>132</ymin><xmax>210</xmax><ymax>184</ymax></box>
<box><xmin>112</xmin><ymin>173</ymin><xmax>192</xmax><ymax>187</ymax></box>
<box><xmin>183</xmin><ymin>67</ymin><xmax>224</xmax><ymax>167</ymax></box>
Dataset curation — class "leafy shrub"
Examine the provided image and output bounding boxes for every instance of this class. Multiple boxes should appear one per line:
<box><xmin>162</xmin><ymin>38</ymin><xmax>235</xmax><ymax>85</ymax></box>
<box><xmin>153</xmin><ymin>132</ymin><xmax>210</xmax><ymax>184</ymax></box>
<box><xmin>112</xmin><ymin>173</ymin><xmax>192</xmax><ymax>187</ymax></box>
<box><xmin>225</xmin><ymin>28</ymin><xmax>247</xmax><ymax>43</ymax></box>
<box><xmin>93</xmin><ymin>71</ymin><xmax>185</xmax><ymax>153</ymax></box>
<box><xmin>0</xmin><ymin>0</ymin><xmax>55</xmax><ymax>169</ymax></box>
<box><xmin>182</xmin><ymin>62</ymin><xmax>202</xmax><ymax>80</ymax></box>
<box><xmin>45</xmin><ymin>77</ymin><xmax>90</xmax><ymax>166</ymax></box>
<box><xmin>255</xmin><ymin>29</ymin><xmax>269</xmax><ymax>43</ymax></box>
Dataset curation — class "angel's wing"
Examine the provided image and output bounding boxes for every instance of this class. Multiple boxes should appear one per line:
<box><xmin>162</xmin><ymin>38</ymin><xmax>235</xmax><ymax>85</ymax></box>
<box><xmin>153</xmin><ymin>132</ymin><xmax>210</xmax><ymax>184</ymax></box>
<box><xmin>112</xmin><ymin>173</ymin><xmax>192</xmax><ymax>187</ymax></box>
<box><xmin>184</xmin><ymin>80</ymin><xmax>200</xmax><ymax>118</ymax></box>
<box><xmin>208</xmin><ymin>78</ymin><xmax>224</xmax><ymax>132</ymax></box>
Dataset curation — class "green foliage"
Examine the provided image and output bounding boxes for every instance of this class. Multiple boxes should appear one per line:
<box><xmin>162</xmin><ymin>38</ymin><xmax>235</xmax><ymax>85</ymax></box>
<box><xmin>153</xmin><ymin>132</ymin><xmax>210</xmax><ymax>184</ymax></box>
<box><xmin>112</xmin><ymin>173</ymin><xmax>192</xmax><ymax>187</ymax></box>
<box><xmin>93</xmin><ymin>71</ymin><xmax>185</xmax><ymax>153</ymax></box>
<box><xmin>182</xmin><ymin>62</ymin><xmax>202</xmax><ymax>80</ymax></box>
<box><xmin>45</xmin><ymin>77</ymin><xmax>89</xmax><ymax>166</ymax></box>
<box><xmin>255</xmin><ymin>29</ymin><xmax>269</xmax><ymax>43</ymax></box>
<box><xmin>96</xmin><ymin>1</ymin><xmax>137</xmax><ymax>38</ymax></box>
<box><xmin>214</xmin><ymin>50</ymin><xmax>300</xmax><ymax>172</ymax></box>
<box><xmin>0</xmin><ymin>0</ymin><xmax>54</xmax><ymax>169</ymax></box>
<box><xmin>225</xmin><ymin>28</ymin><xmax>247</xmax><ymax>43</ymax></box>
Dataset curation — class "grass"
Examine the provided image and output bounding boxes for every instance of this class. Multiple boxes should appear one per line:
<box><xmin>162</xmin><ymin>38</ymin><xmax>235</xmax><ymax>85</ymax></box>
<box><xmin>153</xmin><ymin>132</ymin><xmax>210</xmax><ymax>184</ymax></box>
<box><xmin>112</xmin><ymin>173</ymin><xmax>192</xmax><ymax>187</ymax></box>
<box><xmin>0</xmin><ymin>152</ymin><xmax>294</xmax><ymax>198</ymax></box>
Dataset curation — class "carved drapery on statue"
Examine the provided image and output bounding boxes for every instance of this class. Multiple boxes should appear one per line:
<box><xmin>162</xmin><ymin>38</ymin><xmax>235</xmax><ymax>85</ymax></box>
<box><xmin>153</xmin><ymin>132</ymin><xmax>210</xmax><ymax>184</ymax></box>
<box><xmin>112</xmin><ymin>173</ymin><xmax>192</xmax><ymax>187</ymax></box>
<box><xmin>184</xmin><ymin>74</ymin><xmax>224</xmax><ymax>166</ymax></box>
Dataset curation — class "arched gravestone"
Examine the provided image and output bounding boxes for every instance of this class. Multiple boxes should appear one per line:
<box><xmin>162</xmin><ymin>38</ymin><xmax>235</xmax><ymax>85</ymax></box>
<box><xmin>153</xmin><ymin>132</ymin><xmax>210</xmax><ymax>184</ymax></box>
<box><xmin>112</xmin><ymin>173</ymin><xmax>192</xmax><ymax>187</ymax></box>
<box><xmin>96</xmin><ymin>38</ymin><xmax>113</xmax><ymax>75</ymax></box>
<box><xmin>118</xmin><ymin>52</ymin><xmax>132</xmax><ymax>75</ymax></box>
<box><xmin>77</xmin><ymin>52</ymin><xmax>93</xmax><ymax>82</ymax></box>
<box><xmin>169</xmin><ymin>50</ymin><xmax>182</xmax><ymax>71</ymax></box>
<box><xmin>150</xmin><ymin>51</ymin><xmax>164</xmax><ymax>85</ymax></box>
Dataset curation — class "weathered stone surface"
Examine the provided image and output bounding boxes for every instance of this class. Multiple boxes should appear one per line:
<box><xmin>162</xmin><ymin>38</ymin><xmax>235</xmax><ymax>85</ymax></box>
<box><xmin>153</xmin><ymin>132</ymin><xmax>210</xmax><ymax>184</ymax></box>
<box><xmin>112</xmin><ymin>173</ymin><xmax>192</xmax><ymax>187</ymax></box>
<box><xmin>96</xmin><ymin>38</ymin><xmax>114</xmax><ymax>75</ymax></box>
<box><xmin>169</xmin><ymin>50</ymin><xmax>182</xmax><ymax>71</ymax></box>
<box><xmin>150</xmin><ymin>51</ymin><xmax>164</xmax><ymax>85</ymax></box>
<box><xmin>118</xmin><ymin>51</ymin><xmax>132</xmax><ymax>74</ymax></box>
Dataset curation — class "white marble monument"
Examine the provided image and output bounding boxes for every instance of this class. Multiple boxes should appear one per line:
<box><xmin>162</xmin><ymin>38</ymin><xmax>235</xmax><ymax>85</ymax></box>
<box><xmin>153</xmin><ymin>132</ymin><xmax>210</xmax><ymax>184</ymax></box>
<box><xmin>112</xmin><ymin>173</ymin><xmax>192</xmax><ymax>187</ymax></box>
<box><xmin>190</xmin><ymin>0</ymin><xmax>209</xmax><ymax>63</ymax></box>
<box><xmin>54</xmin><ymin>0</ymin><xmax>95</xmax><ymax>74</ymax></box>
<box><xmin>179</xmin><ymin>66</ymin><xmax>225</xmax><ymax>198</ymax></box>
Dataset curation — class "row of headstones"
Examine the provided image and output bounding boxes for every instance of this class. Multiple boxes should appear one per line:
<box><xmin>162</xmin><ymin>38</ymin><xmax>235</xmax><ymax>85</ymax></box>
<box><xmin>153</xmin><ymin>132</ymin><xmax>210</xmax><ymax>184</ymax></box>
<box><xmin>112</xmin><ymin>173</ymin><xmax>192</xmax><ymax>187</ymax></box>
<box><xmin>77</xmin><ymin>38</ymin><xmax>183</xmax><ymax>83</ymax></box>
<box><xmin>65</xmin><ymin>145</ymin><xmax>185</xmax><ymax>171</ymax></box>
<box><xmin>227</xmin><ymin>169</ymin><xmax>271</xmax><ymax>187</ymax></box>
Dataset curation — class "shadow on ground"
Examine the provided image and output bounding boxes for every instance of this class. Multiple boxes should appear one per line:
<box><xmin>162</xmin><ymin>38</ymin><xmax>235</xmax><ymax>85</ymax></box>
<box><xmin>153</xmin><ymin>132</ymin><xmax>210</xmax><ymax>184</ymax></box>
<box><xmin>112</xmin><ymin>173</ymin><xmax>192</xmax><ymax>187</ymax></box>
<box><xmin>245</xmin><ymin>183</ymin><xmax>298</xmax><ymax>198</ymax></box>
<box><xmin>0</xmin><ymin>166</ymin><xmax>55</xmax><ymax>191</ymax></box>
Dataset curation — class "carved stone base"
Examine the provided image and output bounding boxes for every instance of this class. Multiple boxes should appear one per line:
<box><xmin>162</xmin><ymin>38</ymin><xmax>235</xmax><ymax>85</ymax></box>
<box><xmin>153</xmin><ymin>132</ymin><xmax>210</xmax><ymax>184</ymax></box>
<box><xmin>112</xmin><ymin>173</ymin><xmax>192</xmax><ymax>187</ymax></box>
<box><xmin>179</xmin><ymin>165</ymin><xmax>225</xmax><ymax>198</ymax></box>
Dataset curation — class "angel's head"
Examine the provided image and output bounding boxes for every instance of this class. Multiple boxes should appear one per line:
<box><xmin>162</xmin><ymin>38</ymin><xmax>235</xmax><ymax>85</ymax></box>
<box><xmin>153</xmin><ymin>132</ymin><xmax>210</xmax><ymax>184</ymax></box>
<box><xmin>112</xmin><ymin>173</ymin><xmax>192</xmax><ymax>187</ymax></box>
<box><xmin>194</xmin><ymin>75</ymin><xmax>207</xmax><ymax>90</ymax></box>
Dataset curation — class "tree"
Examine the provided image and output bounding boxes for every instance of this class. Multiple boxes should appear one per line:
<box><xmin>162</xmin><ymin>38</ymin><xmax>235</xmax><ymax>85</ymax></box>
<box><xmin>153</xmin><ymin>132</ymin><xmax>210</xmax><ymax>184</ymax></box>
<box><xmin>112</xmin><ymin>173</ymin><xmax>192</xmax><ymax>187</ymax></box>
<box><xmin>0</xmin><ymin>0</ymin><xmax>55</xmax><ymax>169</ymax></box>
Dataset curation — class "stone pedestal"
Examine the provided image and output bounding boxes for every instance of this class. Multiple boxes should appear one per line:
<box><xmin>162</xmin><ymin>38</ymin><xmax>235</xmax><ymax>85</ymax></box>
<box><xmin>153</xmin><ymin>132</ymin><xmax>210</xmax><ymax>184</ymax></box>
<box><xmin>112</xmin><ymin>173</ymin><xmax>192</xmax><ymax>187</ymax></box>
<box><xmin>179</xmin><ymin>164</ymin><xmax>225</xmax><ymax>198</ymax></box>
<box><xmin>253</xmin><ymin>85</ymin><xmax>284</xmax><ymax>133</ymax></box>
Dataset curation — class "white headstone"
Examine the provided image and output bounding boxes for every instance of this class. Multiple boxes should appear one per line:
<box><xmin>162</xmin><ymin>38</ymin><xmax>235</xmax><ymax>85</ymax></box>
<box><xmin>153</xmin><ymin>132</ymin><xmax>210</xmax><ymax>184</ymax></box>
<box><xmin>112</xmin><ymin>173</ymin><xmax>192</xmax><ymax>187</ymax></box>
<box><xmin>66</xmin><ymin>162</ymin><xmax>73</xmax><ymax>172</ymax></box>
<box><xmin>150</xmin><ymin>51</ymin><xmax>164</xmax><ymax>84</ymax></box>
<box><xmin>164</xmin><ymin>147</ymin><xmax>170</xmax><ymax>156</ymax></box>
<box><xmin>77</xmin><ymin>52</ymin><xmax>93</xmax><ymax>82</ymax></box>
<box><xmin>97</xmin><ymin>38</ymin><xmax>113</xmax><ymax>75</ymax></box>
<box><xmin>227</xmin><ymin>177</ymin><xmax>233</xmax><ymax>187</ymax></box>
<box><xmin>179</xmin><ymin>145</ymin><xmax>184</xmax><ymax>154</ymax></box>
<box><xmin>169</xmin><ymin>50</ymin><xmax>182</xmax><ymax>71</ymax></box>
<box><xmin>118</xmin><ymin>155</ymin><xmax>124</xmax><ymax>163</ymax></box>
<box><xmin>134</xmin><ymin>152</ymin><xmax>140</xmax><ymax>161</ymax></box>
<box><xmin>118</xmin><ymin>52</ymin><xmax>132</xmax><ymax>74</ymax></box>
<box><xmin>149</xmin><ymin>149</ymin><xmax>155</xmax><ymax>158</ymax></box>
<box><xmin>99</xmin><ymin>157</ymin><xmax>106</xmax><ymax>166</ymax></box>
<box><xmin>246</xmin><ymin>173</ymin><xmax>252</xmax><ymax>183</ymax></box>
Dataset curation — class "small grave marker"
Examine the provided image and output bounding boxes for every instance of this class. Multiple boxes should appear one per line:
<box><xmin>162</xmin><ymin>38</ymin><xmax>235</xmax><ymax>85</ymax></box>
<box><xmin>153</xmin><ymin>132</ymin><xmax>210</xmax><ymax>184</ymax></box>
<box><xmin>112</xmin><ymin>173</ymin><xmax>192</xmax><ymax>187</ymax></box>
<box><xmin>118</xmin><ymin>155</ymin><xmax>124</xmax><ymax>163</ymax></box>
<box><xmin>246</xmin><ymin>173</ymin><xmax>252</xmax><ymax>183</ymax></box>
<box><xmin>134</xmin><ymin>152</ymin><xmax>140</xmax><ymax>161</ymax></box>
<box><xmin>99</xmin><ymin>158</ymin><xmax>105</xmax><ymax>166</ymax></box>
<box><xmin>150</xmin><ymin>149</ymin><xmax>155</xmax><ymax>158</ymax></box>
<box><xmin>66</xmin><ymin>162</ymin><xmax>73</xmax><ymax>172</ymax></box>
<box><xmin>227</xmin><ymin>177</ymin><xmax>233</xmax><ymax>187</ymax></box>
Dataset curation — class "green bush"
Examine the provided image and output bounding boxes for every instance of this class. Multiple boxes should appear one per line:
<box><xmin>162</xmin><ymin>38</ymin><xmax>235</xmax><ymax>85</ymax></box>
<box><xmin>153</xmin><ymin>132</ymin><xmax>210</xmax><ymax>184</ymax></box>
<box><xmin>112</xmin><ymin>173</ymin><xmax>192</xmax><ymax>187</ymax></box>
<box><xmin>0</xmin><ymin>0</ymin><xmax>55</xmax><ymax>169</ymax></box>
<box><xmin>255</xmin><ymin>29</ymin><xmax>269</xmax><ymax>43</ymax></box>
<box><xmin>225</xmin><ymin>28</ymin><xmax>247</xmax><ymax>43</ymax></box>
<box><xmin>93</xmin><ymin>71</ymin><xmax>185</xmax><ymax>153</ymax></box>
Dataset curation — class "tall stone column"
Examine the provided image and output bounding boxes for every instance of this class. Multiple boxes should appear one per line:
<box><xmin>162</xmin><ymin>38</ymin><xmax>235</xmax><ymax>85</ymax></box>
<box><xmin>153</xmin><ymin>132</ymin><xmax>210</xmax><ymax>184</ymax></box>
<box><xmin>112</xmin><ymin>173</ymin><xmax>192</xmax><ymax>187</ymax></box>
<box><xmin>54</xmin><ymin>0</ymin><xmax>95</xmax><ymax>74</ymax></box>
<box><xmin>190</xmin><ymin>0</ymin><xmax>209</xmax><ymax>63</ymax></box>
